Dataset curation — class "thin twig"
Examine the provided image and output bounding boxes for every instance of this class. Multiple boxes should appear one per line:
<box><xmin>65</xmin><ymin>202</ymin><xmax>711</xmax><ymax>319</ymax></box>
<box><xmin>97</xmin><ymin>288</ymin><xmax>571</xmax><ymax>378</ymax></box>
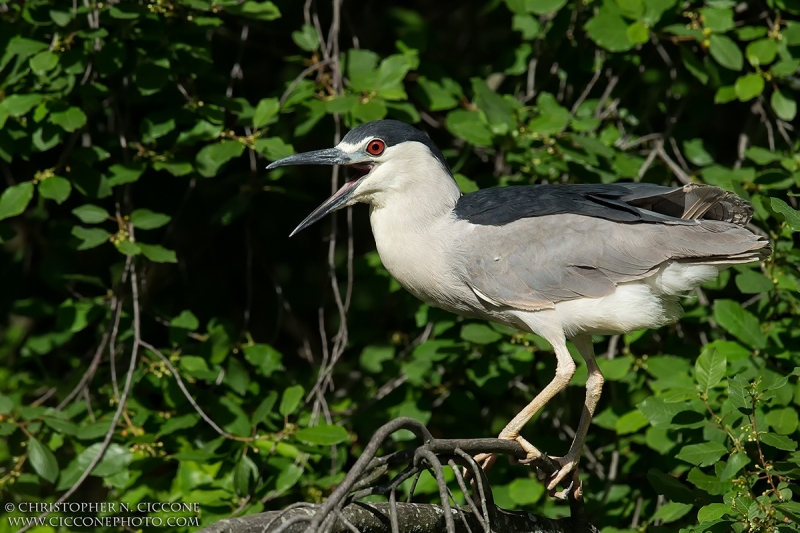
<box><xmin>18</xmin><ymin>265</ymin><xmax>142</xmax><ymax>533</ymax></box>
<box><xmin>140</xmin><ymin>341</ymin><xmax>235</xmax><ymax>439</ymax></box>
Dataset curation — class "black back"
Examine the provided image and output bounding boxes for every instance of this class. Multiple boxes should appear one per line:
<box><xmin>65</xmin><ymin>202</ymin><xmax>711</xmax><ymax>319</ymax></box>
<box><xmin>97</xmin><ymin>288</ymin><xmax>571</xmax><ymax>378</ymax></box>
<box><xmin>343</xmin><ymin>120</ymin><xmax>451</xmax><ymax>173</ymax></box>
<box><xmin>453</xmin><ymin>183</ymin><xmax>697</xmax><ymax>226</ymax></box>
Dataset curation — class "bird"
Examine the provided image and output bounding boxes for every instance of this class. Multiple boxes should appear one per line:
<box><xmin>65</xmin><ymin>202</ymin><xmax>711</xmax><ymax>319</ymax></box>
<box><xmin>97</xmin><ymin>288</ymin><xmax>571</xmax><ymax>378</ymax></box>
<box><xmin>266</xmin><ymin>119</ymin><xmax>771</xmax><ymax>493</ymax></box>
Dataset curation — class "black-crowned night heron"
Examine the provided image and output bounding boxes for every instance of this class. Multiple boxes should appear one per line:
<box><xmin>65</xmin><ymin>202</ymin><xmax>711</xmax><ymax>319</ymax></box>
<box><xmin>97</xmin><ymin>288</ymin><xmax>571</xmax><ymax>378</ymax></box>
<box><xmin>267</xmin><ymin>119</ymin><xmax>771</xmax><ymax>492</ymax></box>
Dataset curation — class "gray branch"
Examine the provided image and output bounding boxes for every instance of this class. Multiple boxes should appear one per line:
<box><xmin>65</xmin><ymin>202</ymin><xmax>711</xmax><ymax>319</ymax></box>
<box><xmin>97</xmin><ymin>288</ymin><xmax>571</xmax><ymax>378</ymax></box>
<box><xmin>197</xmin><ymin>418</ymin><xmax>599</xmax><ymax>533</ymax></box>
<box><xmin>199</xmin><ymin>503</ymin><xmax>596</xmax><ymax>533</ymax></box>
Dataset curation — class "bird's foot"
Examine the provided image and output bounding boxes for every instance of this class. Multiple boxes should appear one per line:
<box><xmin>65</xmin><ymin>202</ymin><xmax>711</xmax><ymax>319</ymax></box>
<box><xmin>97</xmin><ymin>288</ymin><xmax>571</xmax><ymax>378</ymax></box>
<box><xmin>467</xmin><ymin>435</ymin><xmax>542</xmax><ymax>478</ymax></box>
<box><xmin>544</xmin><ymin>454</ymin><xmax>580</xmax><ymax>496</ymax></box>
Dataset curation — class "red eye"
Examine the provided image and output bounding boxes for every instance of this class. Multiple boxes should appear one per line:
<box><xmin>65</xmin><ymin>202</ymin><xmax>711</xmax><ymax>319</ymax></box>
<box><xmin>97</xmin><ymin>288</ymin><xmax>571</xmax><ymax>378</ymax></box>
<box><xmin>366</xmin><ymin>139</ymin><xmax>385</xmax><ymax>156</ymax></box>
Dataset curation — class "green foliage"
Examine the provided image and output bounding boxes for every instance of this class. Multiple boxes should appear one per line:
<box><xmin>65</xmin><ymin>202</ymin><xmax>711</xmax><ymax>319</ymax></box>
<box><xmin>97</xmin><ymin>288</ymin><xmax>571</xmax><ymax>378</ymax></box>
<box><xmin>1</xmin><ymin>0</ymin><xmax>799</xmax><ymax>532</ymax></box>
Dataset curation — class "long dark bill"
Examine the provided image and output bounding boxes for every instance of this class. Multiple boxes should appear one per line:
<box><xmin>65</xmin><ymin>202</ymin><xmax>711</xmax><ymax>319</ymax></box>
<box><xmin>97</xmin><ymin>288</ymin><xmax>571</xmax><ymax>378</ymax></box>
<box><xmin>266</xmin><ymin>148</ymin><xmax>369</xmax><ymax>237</ymax></box>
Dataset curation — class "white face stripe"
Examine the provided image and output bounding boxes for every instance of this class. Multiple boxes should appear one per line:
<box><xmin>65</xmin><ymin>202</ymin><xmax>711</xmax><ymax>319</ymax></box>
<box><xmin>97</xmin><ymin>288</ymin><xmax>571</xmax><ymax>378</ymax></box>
<box><xmin>337</xmin><ymin>138</ymin><xmax>371</xmax><ymax>153</ymax></box>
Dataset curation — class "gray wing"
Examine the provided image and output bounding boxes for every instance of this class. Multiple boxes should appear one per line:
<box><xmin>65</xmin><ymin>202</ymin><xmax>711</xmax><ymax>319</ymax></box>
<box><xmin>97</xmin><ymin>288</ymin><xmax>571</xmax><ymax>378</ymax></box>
<box><xmin>454</xmin><ymin>214</ymin><xmax>769</xmax><ymax>311</ymax></box>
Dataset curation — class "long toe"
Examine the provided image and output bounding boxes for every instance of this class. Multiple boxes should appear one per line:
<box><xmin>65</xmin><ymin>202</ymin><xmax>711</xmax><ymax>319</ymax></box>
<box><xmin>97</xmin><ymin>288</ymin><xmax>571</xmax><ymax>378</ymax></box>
<box><xmin>471</xmin><ymin>452</ymin><xmax>498</xmax><ymax>474</ymax></box>
<box><xmin>546</xmin><ymin>456</ymin><xmax>579</xmax><ymax>493</ymax></box>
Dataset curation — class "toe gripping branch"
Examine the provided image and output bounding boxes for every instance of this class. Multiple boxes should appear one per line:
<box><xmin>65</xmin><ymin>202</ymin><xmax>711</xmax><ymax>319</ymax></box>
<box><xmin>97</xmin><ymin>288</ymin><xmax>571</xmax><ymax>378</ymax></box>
<box><xmin>201</xmin><ymin>418</ymin><xmax>598</xmax><ymax>533</ymax></box>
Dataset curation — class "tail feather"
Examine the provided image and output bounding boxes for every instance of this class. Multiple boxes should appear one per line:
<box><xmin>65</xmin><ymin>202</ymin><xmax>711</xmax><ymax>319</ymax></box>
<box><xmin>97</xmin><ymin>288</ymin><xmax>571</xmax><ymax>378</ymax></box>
<box><xmin>624</xmin><ymin>183</ymin><xmax>754</xmax><ymax>226</ymax></box>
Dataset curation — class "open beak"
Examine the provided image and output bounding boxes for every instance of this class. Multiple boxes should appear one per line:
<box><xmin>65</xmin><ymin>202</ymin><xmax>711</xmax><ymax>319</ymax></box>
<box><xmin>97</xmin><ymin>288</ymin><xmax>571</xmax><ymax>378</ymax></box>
<box><xmin>266</xmin><ymin>148</ymin><xmax>373</xmax><ymax>236</ymax></box>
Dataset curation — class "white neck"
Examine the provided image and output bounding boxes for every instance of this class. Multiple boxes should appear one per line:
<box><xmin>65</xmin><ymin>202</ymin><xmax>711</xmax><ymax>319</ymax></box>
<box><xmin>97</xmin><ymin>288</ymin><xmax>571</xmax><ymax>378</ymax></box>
<box><xmin>356</xmin><ymin>145</ymin><xmax>463</xmax><ymax>308</ymax></box>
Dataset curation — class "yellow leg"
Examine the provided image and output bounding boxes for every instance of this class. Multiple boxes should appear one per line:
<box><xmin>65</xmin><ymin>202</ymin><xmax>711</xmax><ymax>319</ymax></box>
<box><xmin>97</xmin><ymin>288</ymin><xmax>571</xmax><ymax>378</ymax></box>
<box><xmin>473</xmin><ymin>338</ymin><xmax>576</xmax><ymax>471</ymax></box>
<box><xmin>546</xmin><ymin>334</ymin><xmax>605</xmax><ymax>491</ymax></box>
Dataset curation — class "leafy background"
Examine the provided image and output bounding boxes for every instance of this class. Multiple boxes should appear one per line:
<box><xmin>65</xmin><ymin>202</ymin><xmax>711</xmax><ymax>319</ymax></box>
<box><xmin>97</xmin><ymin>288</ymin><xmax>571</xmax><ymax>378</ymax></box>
<box><xmin>1</xmin><ymin>0</ymin><xmax>799</xmax><ymax>531</ymax></box>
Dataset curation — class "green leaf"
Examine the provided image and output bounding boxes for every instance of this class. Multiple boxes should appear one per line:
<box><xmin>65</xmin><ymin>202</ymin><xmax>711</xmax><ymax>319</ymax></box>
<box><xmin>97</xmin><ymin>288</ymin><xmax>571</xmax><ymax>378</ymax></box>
<box><xmin>744</xmin><ymin>146</ymin><xmax>781</xmax><ymax>164</ymax></box>
<box><xmin>698</xmin><ymin>503</ymin><xmax>730</xmax><ymax>523</ymax></box>
<box><xmin>351</xmin><ymin>98</ymin><xmax>388</xmax><ymax>122</ymax></box>
<box><xmin>279</xmin><ymin>384</ymin><xmax>305</xmax><ymax>417</ymax></box>
<box><xmin>627</xmin><ymin>22</ymin><xmax>650</xmax><ymax>44</ymax></box>
<box><xmin>745</xmin><ymin>39</ymin><xmax>777</xmax><ymax>66</ymax></box>
<box><xmin>106</xmin><ymin>163</ymin><xmax>146</xmax><ymax>186</ymax></box>
<box><xmin>680</xmin><ymin>47</ymin><xmax>709</xmax><ymax>85</ymax></box>
<box><xmin>42</xmin><ymin>416</ymin><xmax>77</xmax><ymax>435</ymax></box>
<box><xmin>252</xmin><ymin>392</ymin><xmax>278</xmax><ymax>425</ymax></box>
<box><xmin>734</xmin><ymin>271</ymin><xmax>773</xmax><ymax>294</ymax></box>
<box><xmin>50</xmin><ymin>107</ymin><xmax>87</xmax><ymax>132</ymax></box>
<box><xmin>771</xmin><ymin>89</ymin><xmax>797</xmax><ymax>121</ymax></box>
<box><xmin>157</xmin><ymin>414</ymin><xmax>200</xmax><ymax>436</ymax></box>
<box><xmin>512</xmin><ymin>14</ymin><xmax>541</xmax><ymax>39</ymax></box>
<box><xmin>255</xmin><ymin>137</ymin><xmax>295</xmax><ymax>162</ymax></box>
<box><xmin>445</xmin><ymin>109</ymin><xmax>493</xmax><ymax>146</ymax></box>
<box><xmin>275</xmin><ymin>463</ymin><xmax>303</xmax><ymax>493</ymax></box>
<box><xmin>138</xmin><ymin>243</ymin><xmax>177</xmax><ymax>263</ymax></box>
<box><xmin>1</xmin><ymin>94</ymin><xmax>44</xmax><ymax>117</ymax></box>
<box><xmin>616</xmin><ymin>0</ymin><xmax>644</xmax><ymax>19</ymax></box>
<box><xmin>638</xmin><ymin>396</ymin><xmax>691</xmax><ymax>428</ymax></box>
<box><xmin>0</xmin><ymin>182</ymin><xmax>35</xmax><ymax>220</ymax></box>
<box><xmin>647</xmin><ymin>469</ymin><xmax>694</xmax><ymax>503</ymax></box>
<box><xmin>253</xmin><ymin>98</ymin><xmax>280</xmax><ymax>128</ymax></box>
<box><xmin>77</xmin><ymin>443</ymin><xmax>133</xmax><ymax>477</ymax></box>
<box><xmin>530</xmin><ymin>92</ymin><xmax>571</xmax><ymax>134</ymax></box>
<box><xmin>130</xmin><ymin>209</ymin><xmax>170</xmax><ymax>230</ymax></box>
<box><xmin>29</xmin><ymin>51</ymin><xmax>59</xmax><ymax>75</ymax></box>
<box><xmin>115</xmin><ymin>240</ymin><xmax>141</xmax><ymax>256</ymax></box>
<box><xmin>714</xmin><ymin>85</ymin><xmax>737</xmax><ymax>104</ymax></box>
<box><xmin>295</xmin><ymin>424</ymin><xmax>349</xmax><ymax>445</ymax></box>
<box><xmin>616</xmin><ymin>410</ymin><xmax>649</xmax><ymax>434</ymax></box>
<box><xmin>653</xmin><ymin>502</ymin><xmax>693</xmax><ymax>524</ymax></box>
<box><xmin>196</xmin><ymin>141</ymin><xmax>246</xmax><ymax>178</ymax></box>
<box><xmin>452</xmin><ymin>173</ymin><xmax>478</xmax><ymax>194</ymax></box>
<box><xmin>598</xmin><ymin>356</ymin><xmax>633</xmax><ymax>381</ymax></box>
<box><xmin>736</xmin><ymin>26</ymin><xmax>767</xmax><ymax>41</ymax></box>
<box><xmin>683</xmin><ymin>139</ymin><xmax>714</xmax><ymax>166</ymax></box>
<box><xmin>760</xmin><ymin>433</ymin><xmax>797</xmax><ymax>451</ymax></box>
<box><xmin>28</xmin><ymin>437</ymin><xmax>59</xmax><ymax>483</ymax></box>
<box><xmin>695</xmin><ymin>347</ymin><xmax>726</xmax><ymax>390</ymax></box>
<box><xmin>359</xmin><ymin>345</ymin><xmax>395</xmax><ymax>373</ymax></box>
<box><xmin>508</xmin><ymin>477</ymin><xmax>545</xmax><ymax>504</ymax></box>
<box><xmin>771</xmin><ymin>198</ymin><xmax>800</xmax><ymax>231</ymax></box>
<box><xmin>771</xmin><ymin>58</ymin><xmax>800</xmax><ymax>78</ymax></box>
<box><xmin>713</xmin><ymin>299</ymin><xmax>766</xmax><ymax>349</ymax></box>
<box><xmin>234</xmin><ymin>454</ymin><xmax>257</xmax><ymax>496</ymax></box>
<box><xmin>728</xmin><ymin>375</ymin><xmax>752</xmax><ymax>411</ymax></box>
<box><xmin>376</xmin><ymin>55</ymin><xmax>415</xmax><ymax>100</ymax></box>
<box><xmin>709</xmin><ymin>34</ymin><xmax>743</xmax><ymax>71</ymax></box>
<box><xmin>528</xmin><ymin>0</ymin><xmax>567</xmax><ymax>15</ymax></box>
<box><xmin>49</xmin><ymin>10</ymin><xmax>72</xmax><ymax>26</ymax></box>
<box><xmin>585</xmin><ymin>9</ymin><xmax>634</xmax><ymax>52</ymax></box>
<box><xmin>642</xmin><ymin>0</ymin><xmax>676</xmax><ymax>25</ymax></box>
<box><xmin>72</xmin><ymin>227</ymin><xmax>111</xmax><ymax>250</ymax></box>
<box><xmin>461</xmin><ymin>323</ymin><xmax>502</xmax><ymax>344</ymax></box>
<box><xmin>135</xmin><ymin>62</ymin><xmax>170</xmax><ymax>95</ymax></box>
<box><xmin>700</xmin><ymin>7</ymin><xmax>734</xmax><ymax>33</ymax></box>
<box><xmin>676</xmin><ymin>441</ymin><xmax>727</xmax><ymax>467</ymax></box>
<box><xmin>472</xmin><ymin>78</ymin><xmax>516</xmax><ymax>134</ymax></box>
<box><xmin>0</xmin><ymin>395</ymin><xmax>14</xmax><ymax>414</ymax></box>
<box><xmin>243</xmin><ymin>344</ymin><xmax>283</xmax><ymax>377</ymax></box>
<box><xmin>292</xmin><ymin>24</ymin><xmax>319</xmax><ymax>51</ymax></box>
<box><xmin>224</xmin><ymin>1</ymin><xmax>281</xmax><ymax>21</ymax></box>
<box><xmin>153</xmin><ymin>160</ymin><xmax>194</xmax><ymax>177</ymax></box>
<box><xmin>72</xmin><ymin>205</ymin><xmax>110</xmax><ymax>224</ymax></box>
<box><xmin>687</xmin><ymin>467</ymin><xmax>733</xmax><ymax>495</ymax></box>
<box><xmin>766</xmin><ymin>408</ymin><xmax>800</xmax><ymax>435</ymax></box>
<box><xmin>415</xmin><ymin>78</ymin><xmax>460</xmax><ymax>111</ymax></box>
<box><xmin>171</xmin><ymin>310</ymin><xmax>199</xmax><ymax>330</ymax></box>
<box><xmin>733</xmin><ymin>74</ymin><xmax>764</xmax><ymax>102</ymax></box>
<box><xmin>38</xmin><ymin>176</ymin><xmax>71</xmax><ymax>204</ymax></box>
<box><xmin>719</xmin><ymin>452</ymin><xmax>749</xmax><ymax>481</ymax></box>
<box><xmin>177</xmin><ymin>121</ymin><xmax>223</xmax><ymax>146</ymax></box>
<box><xmin>141</xmin><ymin>113</ymin><xmax>176</xmax><ymax>143</ymax></box>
